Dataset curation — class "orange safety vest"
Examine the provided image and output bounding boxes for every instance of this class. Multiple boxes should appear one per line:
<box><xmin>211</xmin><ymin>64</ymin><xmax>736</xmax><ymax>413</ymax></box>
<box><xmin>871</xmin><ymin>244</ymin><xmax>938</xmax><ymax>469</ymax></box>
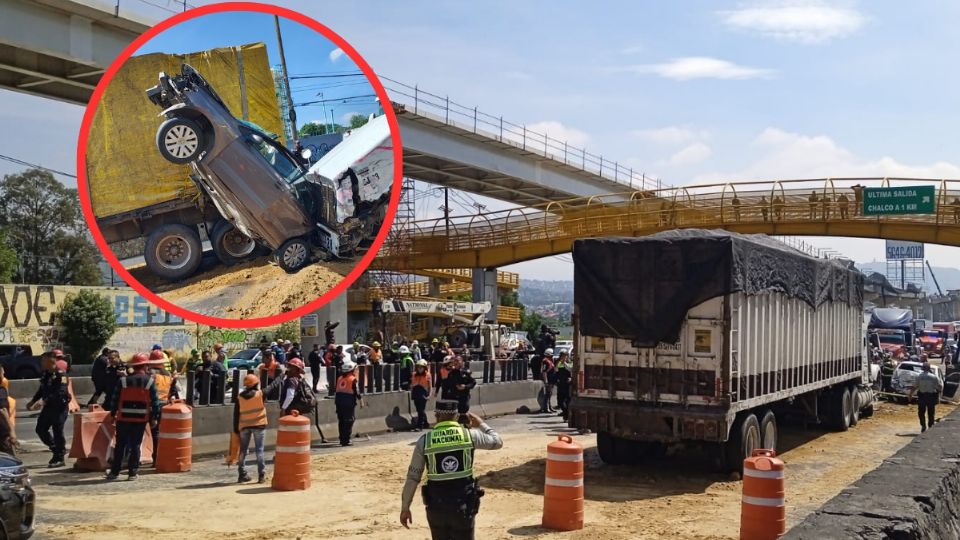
<box><xmin>439</xmin><ymin>366</ymin><xmax>450</xmax><ymax>381</ymax></box>
<box><xmin>263</xmin><ymin>362</ymin><xmax>280</xmax><ymax>379</ymax></box>
<box><xmin>336</xmin><ymin>373</ymin><xmax>357</xmax><ymax>394</ymax></box>
<box><xmin>116</xmin><ymin>376</ymin><xmax>154</xmax><ymax>423</ymax></box>
<box><xmin>411</xmin><ymin>371</ymin><xmax>431</xmax><ymax>391</ymax></box>
<box><xmin>369</xmin><ymin>350</ymin><xmax>382</xmax><ymax>364</ymax></box>
<box><xmin>238</xmin><ymin>390</ymin><xmax>268</xmax><ymax>430</ymax></box>
<box><xmin>153</xmin><ymin>373</ymin><xmax>173</xmax><ymax>402</ymax></box>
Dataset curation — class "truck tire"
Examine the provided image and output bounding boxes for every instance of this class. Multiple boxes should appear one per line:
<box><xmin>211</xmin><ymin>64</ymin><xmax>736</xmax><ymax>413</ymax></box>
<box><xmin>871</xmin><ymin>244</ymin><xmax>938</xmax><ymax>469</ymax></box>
<box><xmin>448</xmin><ymin>329</ymin><xmax>469</xmax><ymax>349</ymax></box>
<box><xmin>849</xmin><ymin>386</ymin><xmax>861</xmax><ymax>427</ymax></box>
<box><xmin>210</xmin><ymin>219</ymin><xmax>256</xmax><ymax>265</ymax></box>
<box><xmin>597</xmin><ymin>432</ymin><xmax>623</xmax><ymax>465</ymax></box>
<box><xmin>759</xmin><ymin>409</ymin><xmax>778</xmax><ymax>453</ymax></box>
<box><xmin>827</xmin><ymin>387</ymin><xmax>852</xmax><ymax>432</ymax></box>
<box><xmin>156</xmin><ymin>116</ymin><xmax>206</xmax><ymax>164</ymax></box>
<box><xmin>274</xmin><ymin>237</ymin><xmax>311</xmax><ymax>273</ymax></box>
<box><xmin>144</xmin><ymin>224</ymin><xmax>203</xmax><ymax>281</ymax></box>
<box><xmin>724</xmin><ymin>413</ymin><xmax>762</xmax><ymax>472</ymax></box>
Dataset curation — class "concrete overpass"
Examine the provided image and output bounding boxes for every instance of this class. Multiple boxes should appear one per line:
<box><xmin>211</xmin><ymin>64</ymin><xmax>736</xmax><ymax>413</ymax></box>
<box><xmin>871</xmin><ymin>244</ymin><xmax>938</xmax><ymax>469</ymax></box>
<box><xmin>0</xmin><ymin>0</ymin><xmax>150</xmax><ymax>104</ymax></box>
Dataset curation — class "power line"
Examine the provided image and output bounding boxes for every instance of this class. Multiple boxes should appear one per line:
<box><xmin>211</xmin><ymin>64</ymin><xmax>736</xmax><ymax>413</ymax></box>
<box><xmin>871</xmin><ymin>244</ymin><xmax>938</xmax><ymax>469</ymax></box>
<box><xmin>0</xmin><ymin>154</ymin><xmax>76</xmax><ymax>179</ymax></box>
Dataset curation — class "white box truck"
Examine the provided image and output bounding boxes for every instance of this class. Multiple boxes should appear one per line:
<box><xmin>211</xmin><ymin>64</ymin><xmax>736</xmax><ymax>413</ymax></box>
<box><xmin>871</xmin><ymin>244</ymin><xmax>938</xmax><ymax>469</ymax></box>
<box><xmin>569</xmin><ymin>230</ymin><xmax>875</xmax><ymax>470</ymax></box>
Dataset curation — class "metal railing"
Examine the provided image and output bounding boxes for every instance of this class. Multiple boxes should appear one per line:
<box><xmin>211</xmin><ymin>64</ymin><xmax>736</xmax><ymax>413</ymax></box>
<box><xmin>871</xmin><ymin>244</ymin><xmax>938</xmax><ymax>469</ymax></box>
<box><xmin>382</xmin><ymin>77</ymin><xmax>662</xmax><ymax>193</ymax></box>
<box><xmin>378</xmin><ymin>177</ymin><xmax>960</xmax><ymax>266</ymax></box>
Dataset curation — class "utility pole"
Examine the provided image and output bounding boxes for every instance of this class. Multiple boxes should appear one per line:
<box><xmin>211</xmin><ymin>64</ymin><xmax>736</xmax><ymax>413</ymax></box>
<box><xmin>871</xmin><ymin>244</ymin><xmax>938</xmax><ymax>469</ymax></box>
<box><xmin>444</xmin><ymin>187</ymin><xmax>450</xmax><ymax>237</ymax></box>
<box><xmin>274</xmin><ymin>15</ymin><xmax>297</xmax><ymax>147</ymax></box>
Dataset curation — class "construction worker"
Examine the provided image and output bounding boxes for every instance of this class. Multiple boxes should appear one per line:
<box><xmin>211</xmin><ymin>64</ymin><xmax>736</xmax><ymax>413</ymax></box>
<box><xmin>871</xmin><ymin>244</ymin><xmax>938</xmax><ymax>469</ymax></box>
<box><xmin>399</xmin><ymin>345</ymin><xmax>414</xmax><ymax>390</ymax></box>
<box><xmin>148</xmin><ymin>352</ymin><xmax>179</xmax><ymax>462</ymax></box>
<box><xmin>234</xmin><ymin>374</ymin><xmax>268</xmax><ymax>484</ymax></box>
<box><xmin>370</xmin><ymin>342</ymin><xmax>383</xmax><ymax>364</ymax></box>
<box><xmin>808</xmin><ymin>191</ymin><xmax>819</xmax><ymax>219</ymax></box>
<box><xmin>540</xmin><ymin>349</ymin><xmax>557</xmax><ymax>413</ymax></box>
<box><xmin>440</xmin><ymin>356</ymin><xmax>477</xmax><ymax>422</ymax></box>
<box><xmin>212</xmin><ymin>343</ymin><xmax>227</xmax><ymax>365</ymax></box>
<box><xmin>759</xmin><ymin>195</ymin><xmax>769</xmax><ymax>222</ymax></box>
<box><xmin>772</xmin><ymin>195</ymin><xmax>784</xmax><ymax>221</ymax></box>
<box><xmin>324</xmin><ymin>320</ymin><xmax>340</xmax><ymax>345</ymax></box>
<box><xmin>555</xmin><ymin>351</ymin><xmax>573</xmax><ymax>420</ymax></box>
<box><xmin>429</xmin><ymin>339</ymin><xmax>446</xmax><ymax>364</ymax></box>
<box><xmin>265</xmin><ymin>358</ymin><xmax>327</xmax><ymax>443</ymax></box>
<box><xmin>399</xmin><ymin>402</ymin><xmax>503</xmax><ymax>538</ymax></box>
<box><xmin>151</xmin><ymin>344</ymin><xmax>173</xmax><ymax>373</ymax></box>
<box><xmin>731</xmin><ymin>195</ymin><xmax>742</xmax><ymax>222</ymax></box>
<box><xmin>0</xmin><ymin>366</ymin><xmax>14</xmax><ymax>456</ymax></box>
<box><xmin>26</xmin><ymin>350</ymin><xmax>71</xmax><ymax>468</ymax></box>
<box><xmin>411</xmin><ymin>340</ymin><xmax>422</xmax><ymax>362</ymax></box>
<box><xmin>335</xmin><ymin>360</ymin><xmax>363</xmax><ymax>446</ymax></box>
<box><xmin>106</xmin><ymin>353</ymin><xmax>161</xmax><ymax>480</ymax></box>
<box><xmin>410</xmin><ymin>360</ymin><xmax>432</xmax><ymax>431</ymax></box>
<box><xmin>908</xmin><ymin>362</ymin><xmax>943</xmax><ymax>432</ymax></box>
<box><xmin>186</xmin><ymin>349</ymin><xmax>202</xmax><ymax>372</ymax></box>
<box><xmin>838</xmin><ymin>193</ymin><xmax>850</xmax><ymax>220</ymax></box>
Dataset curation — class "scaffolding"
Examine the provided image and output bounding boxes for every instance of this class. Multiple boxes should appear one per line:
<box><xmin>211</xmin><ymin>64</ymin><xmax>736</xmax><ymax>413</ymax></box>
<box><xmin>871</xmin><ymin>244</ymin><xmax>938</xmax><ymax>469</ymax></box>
<box><xmin>271</xmin><ymin>66</ymin><xmax>293</xmax><ymax>143</ymax></box>
<box><xmin>886</xmin><ymin>259</ymin><xmax>925</xmax><ymax>290</ymax></box>
<box><xmin>370</xmin><ymin>178</ymin><xmax>419</xmax><ymax>341</ymax></box>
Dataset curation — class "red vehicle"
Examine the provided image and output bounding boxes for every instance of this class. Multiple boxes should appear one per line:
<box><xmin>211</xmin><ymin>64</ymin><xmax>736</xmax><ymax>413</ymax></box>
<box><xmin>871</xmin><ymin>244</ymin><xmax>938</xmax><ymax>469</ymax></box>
<box><xmin>876</xmin><ymin>330</ymin><xmax>909</xmax><ymax>360</ymax></box>
<box><xmin>918</xmin><ymin>330</ymin><xmax>946</xmax><ymax>358</ymax></box>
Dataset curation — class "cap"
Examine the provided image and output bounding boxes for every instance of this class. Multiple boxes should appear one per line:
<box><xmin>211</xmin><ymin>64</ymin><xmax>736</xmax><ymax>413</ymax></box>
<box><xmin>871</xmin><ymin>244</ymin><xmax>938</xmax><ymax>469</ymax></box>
<box><xmin>435</xmin><ymin>400</ymin><xmax>459</xmax><ymax>413</ymax></box>
<box><xmin>190</xmin><ymin>348</ymin><xmax>199</xmax><ymax>355</ymax></box>
<box><xmin>152</xmin><ymin>344</ymin><xmax>162</xmax><ymax>350</ymax></box>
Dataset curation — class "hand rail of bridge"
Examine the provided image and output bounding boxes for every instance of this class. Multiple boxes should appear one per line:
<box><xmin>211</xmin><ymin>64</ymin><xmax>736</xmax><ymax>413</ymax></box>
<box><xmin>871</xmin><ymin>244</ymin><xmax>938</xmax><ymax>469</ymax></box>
<box><xmin>378</xmin><ymin>177</ymin><xmax>960</xmax><ymax>258</ymax></box>
<box><xmin>381</xmin><ymin>76</ymin><xmax>662</xmax><ymax>193</ymax></box>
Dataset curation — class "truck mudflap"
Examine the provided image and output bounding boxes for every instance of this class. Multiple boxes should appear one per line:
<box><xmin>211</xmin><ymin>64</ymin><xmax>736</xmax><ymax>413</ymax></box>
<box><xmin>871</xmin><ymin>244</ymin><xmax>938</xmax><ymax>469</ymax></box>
<box><xmin>570</xmin><ymin>398</ymin><xmax>733</xmax><ymax>443</ymax></box>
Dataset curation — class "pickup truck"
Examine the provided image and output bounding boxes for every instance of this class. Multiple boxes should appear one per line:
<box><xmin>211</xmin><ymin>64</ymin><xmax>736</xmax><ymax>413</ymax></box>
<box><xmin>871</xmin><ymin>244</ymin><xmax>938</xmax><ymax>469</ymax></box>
<box><xmin>0</xmin><ymin>345</ymin><xmax>43</xmax><ymax>379</ymax></box>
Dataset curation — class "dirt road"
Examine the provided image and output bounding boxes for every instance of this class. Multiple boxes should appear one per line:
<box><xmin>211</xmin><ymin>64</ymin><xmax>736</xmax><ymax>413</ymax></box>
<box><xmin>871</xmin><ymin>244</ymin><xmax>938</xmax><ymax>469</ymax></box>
<box><xmin>33</xmin><ymin>401</ymin><xmax>941</xmax><ymax>540</ymax></box>
<box><xmin>129</xmin><ymin>256</ymin><xmax>356</xmax><ymax>319</ymax></box>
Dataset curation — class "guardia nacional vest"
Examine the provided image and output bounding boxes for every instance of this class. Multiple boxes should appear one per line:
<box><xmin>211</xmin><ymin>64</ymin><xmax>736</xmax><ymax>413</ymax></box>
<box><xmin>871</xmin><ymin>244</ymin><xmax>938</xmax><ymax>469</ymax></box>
<box><xmin>424</xmin><ymin>420</ymin><xmax>474</xmax><ymax>482</ymax></box>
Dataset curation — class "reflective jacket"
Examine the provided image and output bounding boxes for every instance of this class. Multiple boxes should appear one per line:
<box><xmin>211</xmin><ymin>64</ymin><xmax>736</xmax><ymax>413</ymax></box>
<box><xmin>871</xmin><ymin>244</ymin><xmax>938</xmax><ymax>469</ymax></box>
<box><xmin>237</xmin><ymin>390</ymin><xmax>268</xmax><ymax>430</ymax></box>
<box><xmin>115</xmin><ymin>374</ymin><xmax>157</xmax><ymax>423</ymax></box>
<box><xmin>424</xmin><ymin>421</ymin><xmax>475</xmax><ymax>482</ymax></box>
<box><xmin>152</xmin><ymin>372</ymin><xmax>174</xmax><ymax>402</ymax></box>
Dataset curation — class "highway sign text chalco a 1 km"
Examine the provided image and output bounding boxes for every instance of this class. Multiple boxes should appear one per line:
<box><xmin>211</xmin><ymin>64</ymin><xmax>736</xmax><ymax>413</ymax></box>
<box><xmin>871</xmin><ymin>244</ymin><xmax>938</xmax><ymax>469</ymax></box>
<box><xmin>862</xmin><ymin>186</ymin><xmax>935</xmax><ymax>216</ymax></box>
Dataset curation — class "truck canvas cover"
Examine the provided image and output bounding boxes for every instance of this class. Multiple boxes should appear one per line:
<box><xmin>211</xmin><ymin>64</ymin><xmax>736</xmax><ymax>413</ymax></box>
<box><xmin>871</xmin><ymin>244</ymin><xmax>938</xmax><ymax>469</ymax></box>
<box><xmin>868</xmin><ymin>308</ymin><xmax>913</xmax><ymax>329</ymax></box>
<box><xmin>573</xmin><ymin>229</ymin><xmax>864</xmax><ymax>346</ymax></box>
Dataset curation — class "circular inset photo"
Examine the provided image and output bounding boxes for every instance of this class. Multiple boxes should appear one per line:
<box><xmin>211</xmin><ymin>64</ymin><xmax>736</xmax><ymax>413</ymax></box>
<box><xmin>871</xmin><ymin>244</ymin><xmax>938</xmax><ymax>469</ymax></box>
<box><xmin>77</xmin><ymin>3</ymin><xmax>402</xmax><ymax>327</ymax></box>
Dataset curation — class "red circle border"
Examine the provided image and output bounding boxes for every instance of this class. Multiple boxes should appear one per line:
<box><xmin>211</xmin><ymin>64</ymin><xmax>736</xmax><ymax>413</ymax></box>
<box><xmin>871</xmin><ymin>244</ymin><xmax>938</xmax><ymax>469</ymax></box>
<box><xmin>75</xmin><ymin>2</ymin><xmax>404</xmax><ymax>329</ymax></box>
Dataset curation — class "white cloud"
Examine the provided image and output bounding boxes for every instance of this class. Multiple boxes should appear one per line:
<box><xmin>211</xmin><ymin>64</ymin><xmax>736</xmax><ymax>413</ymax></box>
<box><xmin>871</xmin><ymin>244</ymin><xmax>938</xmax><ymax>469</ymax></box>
<box><xmin>613</xmin><ymin>57</ymin><xmax>773</xmax><ymax>80</ymax></box>
<box><xmin>620</xmin><ymin>45</ymin><xmax>645</xmax><ymax>55</ymax></box>
<box><xmin>669</xmin><ymin>142</ymin><xmax>713</xmax><ymax>165</ymax></box>
<box><xmin>523</xmin><ymin>121</ymin><xmax>591</xmax><ymax>148</ymax></box>
<box><xmin>695</xmin><ymin>127</ymin><xmax>960</xmax><ymax>182</ymax></box>
<box><xmin>329</xmin><ymin>48</ymin><xmax>345</xmax><ymax>62</ymax></box>
<box><xmin>338</xmin><ymin>111</ymin><xmax>363</xmax><ymax>124</ymax></box>
<box><xmin>632</xmin><ymin>126</ymin><xmax>709</xmax><ymax>145</ymax></box>
<box><xmin>720</xmin><ymin>1</ymin><xmax>865</xmax><ymax>44</ymax></box>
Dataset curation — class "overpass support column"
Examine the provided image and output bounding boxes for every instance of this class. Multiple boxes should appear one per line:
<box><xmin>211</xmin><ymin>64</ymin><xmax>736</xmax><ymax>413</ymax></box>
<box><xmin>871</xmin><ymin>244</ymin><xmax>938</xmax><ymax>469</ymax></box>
<box><xmin>301</xmin><ymin>291</ymin><xmax>348</xmax><ymax>350</ymax></box>
<box><xmin>472</xmin><ymin>267</ymin><xmax>498</xmax><ymax>323</ymax></box>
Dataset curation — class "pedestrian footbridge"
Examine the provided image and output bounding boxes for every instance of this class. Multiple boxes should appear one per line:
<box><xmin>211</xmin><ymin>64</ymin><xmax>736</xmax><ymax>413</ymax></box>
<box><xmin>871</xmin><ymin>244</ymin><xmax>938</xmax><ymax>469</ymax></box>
<box><xmin>377</xmin><ymin>177</ymin><xmax>960</xmax><ymax>270</ymax></box>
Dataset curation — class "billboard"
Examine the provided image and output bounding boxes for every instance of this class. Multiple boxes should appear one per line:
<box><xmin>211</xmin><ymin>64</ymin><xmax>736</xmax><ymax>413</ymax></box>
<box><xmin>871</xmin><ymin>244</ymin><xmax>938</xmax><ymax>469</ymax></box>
<box><xmin>885</xmin><ymin>240</ymin><xmax>924</xmax><ymax>260</ymax></box>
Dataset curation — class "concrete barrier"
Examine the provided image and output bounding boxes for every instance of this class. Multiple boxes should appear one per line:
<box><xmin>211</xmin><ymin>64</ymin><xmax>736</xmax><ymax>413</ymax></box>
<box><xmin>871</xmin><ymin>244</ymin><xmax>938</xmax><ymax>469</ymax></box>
<box><xmin>784</xmin><ymin>407</ymin><xmax>960</xmax><ymax>540</ymax></box>
<box><xmin>9</xmin><ymin>377</ymin><xmax>95</xmax><ymax>402</ymax></box>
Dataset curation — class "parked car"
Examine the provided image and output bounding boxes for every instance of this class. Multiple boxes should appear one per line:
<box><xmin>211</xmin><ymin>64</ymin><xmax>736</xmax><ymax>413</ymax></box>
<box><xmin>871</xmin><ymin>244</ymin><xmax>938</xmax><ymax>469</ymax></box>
<box><xmin>0</xmin><ymin>452</ymin><xmax>34</xmax><ymax>539</ymax></box>
<box><xmin>891</xmin><ymin>360</ymin><xmax>943</xmax><ymax>395</ymax></box>
<box><xmin>145</xmin><ymin>64</ymin><xmax>393</xmax><ymax>276</ymax></box>
<box><xmin>224</xmin><ymin>348</ymin><xmax>261</xmax><ymax>371</ymax></box>
<box><xmin>0</xmin><ymin>346</ymin><xmax>42</xmax><ymax>380</ymax></box>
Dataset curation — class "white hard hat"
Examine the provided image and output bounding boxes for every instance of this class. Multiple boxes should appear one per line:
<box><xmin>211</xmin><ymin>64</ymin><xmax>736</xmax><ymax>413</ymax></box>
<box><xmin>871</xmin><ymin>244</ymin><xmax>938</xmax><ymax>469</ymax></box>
<box><xmin>416</xmin><ymin>359</ymin><xmax>428</xmax><ymax>367</ymax></box>
<box><xmin>270</xmin><ymin>342</ymin><xmax>277</xmax><ymax>347</ymax></box>
<box><xmin>399</xmin><ymin>345</ymin><xmax>410</xmax><ymax>354</ymax></box>
<box><xmin>284</xmin><ymin>340</ymin><xmax>292</xmax><ymax>345</ymax></box>
<box><xmin>545</xmin><ymin>348</ymin><xmax>554</xmax><ymax>356</ymax></box>
<box><xmin>412</xmin><ymin>340</ymin><xmax>419</xmax><ymax>346</ymax></box>
<box><xmin>341</xmin><ymin>360</ymin><xmax>357</xmax><ymax>372</ymax></box>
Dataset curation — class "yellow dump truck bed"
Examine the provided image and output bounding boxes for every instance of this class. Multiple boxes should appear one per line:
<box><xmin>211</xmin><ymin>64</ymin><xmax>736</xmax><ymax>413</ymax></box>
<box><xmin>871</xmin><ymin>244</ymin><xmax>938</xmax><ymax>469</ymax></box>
<box><xmin>87</xmin><ymin>42</ymin><xmax>285</xmax><ymax>220</ymax></box>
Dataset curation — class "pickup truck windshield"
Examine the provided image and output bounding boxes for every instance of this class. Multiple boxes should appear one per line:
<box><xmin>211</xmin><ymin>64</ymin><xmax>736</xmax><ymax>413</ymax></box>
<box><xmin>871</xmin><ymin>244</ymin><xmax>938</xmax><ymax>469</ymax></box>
<box><xmin>879</xmin><ymin>334</ymin><xmax>905</xmax><ymax>344</ymax></box>
<box><xmin>249</xmin><ymin>135</ymin><xmax>305</xmax><ymax>183</ymax></box>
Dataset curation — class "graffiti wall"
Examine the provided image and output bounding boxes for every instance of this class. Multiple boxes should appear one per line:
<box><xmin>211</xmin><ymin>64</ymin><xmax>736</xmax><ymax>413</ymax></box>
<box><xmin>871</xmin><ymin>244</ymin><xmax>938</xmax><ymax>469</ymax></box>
<box><xmin>0</xmin><ymin>285</ymin><xmax>285</xmax><ymax>359</ymax></box>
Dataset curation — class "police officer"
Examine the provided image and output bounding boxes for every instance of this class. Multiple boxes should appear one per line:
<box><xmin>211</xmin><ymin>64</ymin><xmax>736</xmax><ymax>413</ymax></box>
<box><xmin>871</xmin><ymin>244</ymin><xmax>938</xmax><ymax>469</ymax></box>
<box><xmin>26</xmin><ymin>350</ymin><xmax>72</xmax><ymax>468</ymax></box>
<box><xmin>106</xmin><ymin>353</ymin><xmax>161</xmax><ymax>480</ymax></box>
<box><xmin>439</xmin><ymin>357</ymin><xmax>476</xmax><ymax>422</ymax></box>
<box><xmin>908</xmin><ymin>362</ymin><xmax>944</xmax><ymax>432</ymax></box>
<box><xmin>399</xmin><ymin>401</ymin><xmax>503</xmax><ymax>539</ymax></box>
<box><xmin>334</xmin><ymin>360</ymin><xmax>363</xmax><ymax>446</ymax></box>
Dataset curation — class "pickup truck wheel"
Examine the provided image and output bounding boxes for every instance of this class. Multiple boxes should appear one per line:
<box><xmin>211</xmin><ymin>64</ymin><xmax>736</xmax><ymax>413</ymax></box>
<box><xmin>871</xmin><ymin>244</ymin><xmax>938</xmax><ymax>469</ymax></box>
<box><xmin>597</xmin><ymin>432</ymin><xmax>622</xmax><ymax>465</ymax></box>
<box><xmin>759</xmin><ymin>410</ymin><xmax>778</xmax><ymax>453</ymax></box>
<box><xmin>156</xmin><ymin>116</ymin><xmax>205</xmax><ymax>164</ymax></box>
<box><xmin>211</xmin><ymin>220</ymin><xmax>256</xmax><ymax>265</ymax></box>
<box><xmin>724</xmin><ymin>413</ymin><xmax>761</xmax><ymax>472</ymax></box>
<box><xmin>274</xmin><ymin>238</ymin><xmax>310</xmax><ymax>273</ymax></box>
<box><xmin>144</xmin><ymin>224</ymin><xmax>203</xmax><ymax>281</ymax></box>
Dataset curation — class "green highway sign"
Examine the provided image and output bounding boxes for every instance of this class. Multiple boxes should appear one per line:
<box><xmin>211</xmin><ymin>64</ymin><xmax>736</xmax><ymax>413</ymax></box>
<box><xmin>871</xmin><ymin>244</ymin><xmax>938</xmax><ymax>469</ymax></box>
<box><xmin>862</xmin><ymin>185</ymin><xmax>935</xmax><ymax>216</ymax></box>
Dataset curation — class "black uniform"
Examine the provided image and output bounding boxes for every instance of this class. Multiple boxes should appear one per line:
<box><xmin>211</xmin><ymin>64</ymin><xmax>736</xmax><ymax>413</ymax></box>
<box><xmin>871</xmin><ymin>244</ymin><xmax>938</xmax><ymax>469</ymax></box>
<box><xmin>29</xmin><ymin>369</ymin><xmax>71</xmax><ymax>464</ymax></box>
<box><xmin>555</xmin><ymin>364</ymin><xmax>573</xmax><ymax>420</ymax></box>
<box><xmin>334</xmin><ymin>372</ymin><xmax>361</xmax><ymax>446</ymax></box>
<box><xmin>88</xmin><ymin>352</ymin><xmax>109</xmax><ymax>405</ymax></box>
<box><xmin>440</xmin><ymin>367</ymin><xmax>477</xmax><ymax>415</ymax></box>
<box><xmin>308</xmin><ymin>348</ymin><xmax>322</xmax><ymax>390</ymax></box>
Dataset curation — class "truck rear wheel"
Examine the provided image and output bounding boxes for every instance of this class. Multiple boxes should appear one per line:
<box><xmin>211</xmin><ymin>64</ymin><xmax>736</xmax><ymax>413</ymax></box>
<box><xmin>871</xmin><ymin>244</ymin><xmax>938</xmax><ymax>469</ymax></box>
<box><xmin>597</xmin><ymin>432</ymin><xmax>622</xmax><ymax>465</ymax></box>
<box><xmin>759</xmin><ymin>410</ymin><xmax>778</xmax><ymax>453</ymax></box>
<box><xmin>826</xmin><ymin>386</ymin><xmax>852</xmax><ymax>432</ymax></box>
<box><xmin>144</xmin><ymin>224</ymin><xmax>203</xmax><ymax>281</ymax></box>
<box><xmin>724</xmin><ymin>413</ymin><xmax>761</xmax><ymax>472</ymax></box>
<box><xmin>211</xmin><ymin>219</ymin><xmax>256</xmax><ymax>265</ymax></box>
<box><xmin>849</xmin><ymin>386</ymin><xmax>861</xmax><ymax>426</ymax></box>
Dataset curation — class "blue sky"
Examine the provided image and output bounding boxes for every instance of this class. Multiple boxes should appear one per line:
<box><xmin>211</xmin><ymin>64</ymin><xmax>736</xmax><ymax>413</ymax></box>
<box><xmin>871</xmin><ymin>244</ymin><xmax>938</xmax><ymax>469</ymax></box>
<box><xmin>3</xmin><ymin>1</ymin><xmax>960</xmax><ymax>280</ymax></box>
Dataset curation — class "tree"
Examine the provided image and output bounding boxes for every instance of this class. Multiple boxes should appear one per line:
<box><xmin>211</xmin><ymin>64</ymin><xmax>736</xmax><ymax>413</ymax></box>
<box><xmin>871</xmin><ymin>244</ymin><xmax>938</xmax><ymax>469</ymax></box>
<box><xmin>275</xmin><ymin>320</ymin><xmax>300</xmax><ymax>343</ymax></box>
<box><xmin>521</xmin><ymin>311</ymin><xmax>545</xmax><ymax>343</ymax></box>
<box><xmin>299</xmin><ymin>122</ymin><xmax>332</xmax><ymax>137</ymax></box>
<box><xmin>0</xmin><ymin>168</ymin><xmax>103</xmax><ymax>285</ymax></box>
<box><xmin>59</xmin><ymin>289</ymin><xmax>117</xmax><ymax>364</ymax></box>
<box><xmin>0</xmin><ymin>229</ymin><xmax>17</xmax><ymax>283</ymax></box>
<box><xmin>348</xmin><ymin>114</ymin><xmax>369</xmax><ymax>129</ymax></box>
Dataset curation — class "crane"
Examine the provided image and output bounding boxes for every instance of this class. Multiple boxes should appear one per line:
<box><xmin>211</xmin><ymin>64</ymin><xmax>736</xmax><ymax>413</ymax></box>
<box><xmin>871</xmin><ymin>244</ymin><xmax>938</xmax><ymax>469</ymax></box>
<box><xmin>926</xmin><ymin>260</ymin><xmax>944</xmax><ymax>296</ymax></box>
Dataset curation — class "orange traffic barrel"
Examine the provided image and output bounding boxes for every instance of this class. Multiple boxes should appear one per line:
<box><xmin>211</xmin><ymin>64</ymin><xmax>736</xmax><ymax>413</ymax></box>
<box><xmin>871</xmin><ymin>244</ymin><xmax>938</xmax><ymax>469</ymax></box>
<box><xmin>225</xmin><ymin>432</ymin><xmax>240</xmax><ymax>465</ymax></box>
<box><xmin>272</xmin><ymin>410</ymin><xmax>311</xmax><ymax>491</ymax></box>
<box><xmin>68</xmin><ymin>404</ymin><xmax>111</xmax><ymax>471</ymax></box>
<box><xmin>740</xmin><ymin>449</ymin><xmax>786</xmax><ymax>540</ymax></box>
<box><xmin>8</xmin><ymin>396</ymin><xmax>15</xmax><ymax>430</ymax></box>
<box><xmin>542</xmin><ymin>434</ymin><xmax>584</xmax><ymax>531</ymax></box>
<box><xmin>156</xmin><ymin>400</ymin><xmax>192</xmax><ymax>473</ymax></box>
